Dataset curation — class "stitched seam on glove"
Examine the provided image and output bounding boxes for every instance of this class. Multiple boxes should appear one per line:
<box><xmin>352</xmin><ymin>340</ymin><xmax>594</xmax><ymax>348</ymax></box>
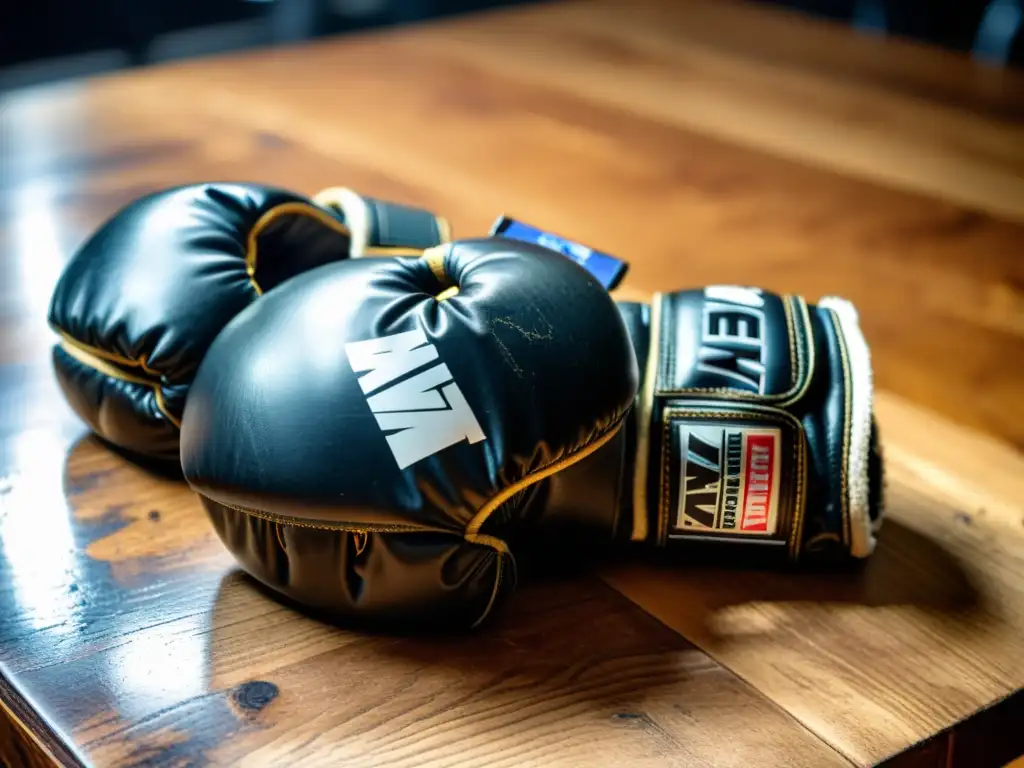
<box><xmin>657</xmin><ymin>296</ymin><xmax>816</xmax><ymax>406</ymax></box>
<box><xmin>53</xmin><ymin>328</ymin><xmax>164</xmax><ymax>376</ymax></box>
<box><xmin>259</xmin><ymin>511</ymin><xmax>510</xmax><ymax>630</ymax></box>
<box><xmin>215</xmin><ymin>502</ymin><xmax>450</xmax><ymax>536</ymax></box>
<box><xmin>274</xmin><ymin>522</ymin><xmax>288</xmax><ymax>553</ymax></box>
<box><xmin>463</xmin><ymin>417</ymin><xmax>628</xmax><ymax>547</ymax></box>
<box><xmin>471</xmin><ymin>550</ymin><xmax>510</xmax><ymax>629</ymax></box>
<box><xmin>55</xmin><ymin>335</ymin><xmax>180</xmax><ymax>428</ymax></box>
<box><xmin>660</xmin><ymin>416</ymin><xmax>672</xmax><ymax>546</ymax></box>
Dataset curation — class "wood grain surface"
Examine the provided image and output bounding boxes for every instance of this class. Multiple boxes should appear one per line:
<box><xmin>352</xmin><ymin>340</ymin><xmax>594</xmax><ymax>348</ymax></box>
<box><xmin>1</xmin><ymin>433</ymin><xmax>850</xmax><ymax>768</ymax></box>
<box><xmin>1</xmin><ymin>0</ymin><xmax>1022</xmax><ymax>766</ymax></box>
<box><xmin>604</xmin><ymin>391</ymin><xmax>1024</xmax><ymax>766</ymax></box>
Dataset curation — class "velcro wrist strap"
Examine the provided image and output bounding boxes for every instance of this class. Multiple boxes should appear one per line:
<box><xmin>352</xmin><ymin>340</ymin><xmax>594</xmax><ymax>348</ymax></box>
<box><xmin>631</xmin><ymin>286</ymin><xmax>877</xmax><ymax>562</ymax></box>
<box><xmin>656</xmin><ymin>402</ymin><xmax>806</xmax><ymax>556</ymax></box>
<box><xmin>314</xmin><ymin>187</ymin><xmax>451</xmax><ymax>256</ymax></box>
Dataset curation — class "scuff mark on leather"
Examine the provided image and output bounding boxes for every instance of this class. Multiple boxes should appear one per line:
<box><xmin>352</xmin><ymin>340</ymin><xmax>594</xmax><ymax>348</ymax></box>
<box><xmin>492</xmin><ymin>316</ymin><xmax>554</xmax><ymax>342</ymax></box>
<box><xmin>491</xmin><ymin>331</ymin><xmax>524</xmax><ymax>378</ymax></box>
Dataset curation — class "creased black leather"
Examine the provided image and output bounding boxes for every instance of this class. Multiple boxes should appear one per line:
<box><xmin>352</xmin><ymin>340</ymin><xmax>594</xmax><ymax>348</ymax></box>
<box><xmin>537</xmin><ymin>301</ymin><xmax>649</xmax><ymax>545</ymax></box>
<box><xmin>204</xmin><ymin>500</ymin><xmax>511</xmax><ymax>631</ymax></box>
<box><xmin>47</xmin><ymin>182</ymin><xmax>447</xmax><ymax>463</ymax></box>
<box><xmin>52</xmin><ymin>345</ymin><xmax>183</xmax><ymax>459</ymax></box>
<box><xmin>180</xmin><ymin>238</ymin><xmax>638</xmax><ymax>629</ymax></box>
<box><xmin>47</xmin><ymin>183</ymin><xmax>354</xmax><ymax>460</ymax></box>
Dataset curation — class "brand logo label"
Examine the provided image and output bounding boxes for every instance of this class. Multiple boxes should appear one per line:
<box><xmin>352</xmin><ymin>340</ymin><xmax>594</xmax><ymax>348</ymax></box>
<box><xmin>488</xmin><ymin>216</ymin><xmax>629</xmax><ymax>290</ymax></box>
<box><xmin>696</xmin><ymin>285</ymin><xmax>767</xmax><ymax>394</ymax></box>
<box><xmin>674</xmin><ymin>424</ymin><xmax>780</xmax><ymax>536</ymax></box>
<box><xmin>344</xmin><ymin>328</ymin><xmax>486</xmax><ymax>469</ymax></box>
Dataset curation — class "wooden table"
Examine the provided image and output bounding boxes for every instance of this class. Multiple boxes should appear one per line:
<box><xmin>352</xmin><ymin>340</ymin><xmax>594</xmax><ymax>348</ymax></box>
<box><xmin>2</xmin><ymin>0</ymin><xmax>1023</xmax><ymax>765</ymax></box>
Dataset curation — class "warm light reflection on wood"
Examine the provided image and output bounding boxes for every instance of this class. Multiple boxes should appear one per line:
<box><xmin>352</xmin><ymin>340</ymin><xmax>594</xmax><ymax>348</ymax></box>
<box><xmin>0</xmin><ymin>430</ymin><xmax>79</xmax><ymax>633</ymax></box>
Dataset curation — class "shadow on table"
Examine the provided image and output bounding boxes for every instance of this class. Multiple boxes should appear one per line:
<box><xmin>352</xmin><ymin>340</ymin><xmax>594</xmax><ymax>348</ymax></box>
<box><xmin>62</xmin><ymin>423</ymin><xmax>987</xmax><ymax>654</ymax></box>
<box><xmin>207</xmin><ymin>508</ymin><xmax>984</xmax><ymax>647</ymax></box>
<box><xmin>197</xmin><ymin>508</ymin><xmax>992</xmax><ymax>758</ymax></box>
<box><xmin>585</xmin><ymin>514</ymin><xmax>992</xmax><ymax>651</ymax></box>
<box><xmin>716</xmin><ymin>516</ymin><xmax>979</xmax><ymax>612</ymax></box>
<box><xmin>91</xmin><ymin>434</ymin><xmax>186</xmax><ymax>483</ymax></box>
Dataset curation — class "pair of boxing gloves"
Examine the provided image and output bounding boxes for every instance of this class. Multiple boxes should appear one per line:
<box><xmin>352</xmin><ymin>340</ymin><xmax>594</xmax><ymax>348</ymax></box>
<box><xmin>48</xmin><ymin>182</ymin><xmax>884</xmax><ymax>631</ymax></box>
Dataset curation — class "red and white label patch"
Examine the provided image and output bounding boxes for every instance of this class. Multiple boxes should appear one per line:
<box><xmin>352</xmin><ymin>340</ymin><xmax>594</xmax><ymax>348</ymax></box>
<box><xmin>740</xmin><ymin>433</ymin><xmax>776</xmax><ymax>532</ymax></box>
<box><xmin>674</xmin><ymin>425</ymin><xmax>780</xmax><ymax>537</ymax></box>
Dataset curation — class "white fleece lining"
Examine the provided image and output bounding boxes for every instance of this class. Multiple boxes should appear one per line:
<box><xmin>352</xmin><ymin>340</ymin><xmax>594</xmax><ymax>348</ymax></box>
<box><xmin>313</xmin><ymin>187</ymin><xmax>371</xmax><ymax>257</ymax></box>
<box><xmin>819</xmin><ymin>296</ymin><xmax>878</xmax><ymax>557</ymax></box>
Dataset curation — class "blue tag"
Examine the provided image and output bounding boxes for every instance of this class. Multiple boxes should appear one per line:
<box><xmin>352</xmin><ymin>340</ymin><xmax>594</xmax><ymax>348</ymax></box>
<box><xmin>490</xmin><ymin>216</ymin><xmax>629</xmax><ymax>291</ymax></box>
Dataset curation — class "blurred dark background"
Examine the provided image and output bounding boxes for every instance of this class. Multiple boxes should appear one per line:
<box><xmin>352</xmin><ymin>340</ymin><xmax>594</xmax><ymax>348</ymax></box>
<box><xmin>2</xmin><ymin>0</ymin><xmax>1022</xmax><ymax>91</ymax></box>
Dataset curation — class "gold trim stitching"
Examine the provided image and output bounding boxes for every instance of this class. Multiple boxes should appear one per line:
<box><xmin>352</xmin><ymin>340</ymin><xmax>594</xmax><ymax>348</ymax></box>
<box><xmin>57</xmin><ymin>336</ymin><xmax>181</xmax><ymax>428</ymax></box>
<box><xmin>657</xmin><ymin>295</ymin><xmax>814</xmax><ymax>406</ymax></box>
<box><xmin>660</xmin><ymin>413</ymin><xmax>672</xmax><ymax>545</ymax></box>
<box><xmin>352</xmin><ymin>531</ymin><xmax>368</xmax><ymax>557</ymax></box>
<box><xmin>219</xmin><ymin>502</ymin><xmax>441</xmax><ymax>535</ymax></box>
<box><xmin>786</xmin><ymin>295</ymin><xmax>797</xmax><ymax>384</ymax></box>
<box><xmin>246</xmin><ymin>202</ymin><xmax>352</xmax><ymax>297</ymax></box>
<box><xmin>215</xmin><ymin>417</ymin><xmax>623</xmax><ymax>626</ymax></box>
<box><xmin>471</xmin><ymin>551</ymin><xmax>507</xmax><ymax>629</ymax></box>
<box><xmin>220</xmin><ymin>493</ymin><xmax>515</xmax><ymax>628</ymax></box>
<box><xmin>464</xmin><ymin>532</ymin><xmax>511</xmax><ymax>555</ymax></box>
<box><xmin>785</xmin><ymin>297</ymin><xmax>816</xmax><ymax>407</ymax></box>
<box><xmin>464</xmin><ymin>420</ymin><xmax>625</xmax><ymax>539</ymax></box>
<box><xmin>54</xmin><ymin>330</ymin><xmax>162</xmax><ymax>377</ymax></box>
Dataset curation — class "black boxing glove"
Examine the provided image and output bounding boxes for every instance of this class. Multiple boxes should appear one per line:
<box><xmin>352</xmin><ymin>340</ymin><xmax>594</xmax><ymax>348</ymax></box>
<box><xmin>48</xmin><ymin>182</ymin><xmax>450</xmax><ymax>461</ymax></box>
<box><xmin>179</xmin><ymin>238</ymin><xmax>638</xmax><ymax>631</ymax></box>
<box><xmin>541</xmin><ymin>285</ymin><xmax>884</xmax><ymax>565</ymax></box>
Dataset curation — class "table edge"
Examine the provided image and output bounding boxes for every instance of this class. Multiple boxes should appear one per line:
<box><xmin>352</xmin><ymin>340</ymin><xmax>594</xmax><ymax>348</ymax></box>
<box><xmin>1</xmin><ymin>665</ymin><xmax>86</xmax><ymax>768</ymax></box>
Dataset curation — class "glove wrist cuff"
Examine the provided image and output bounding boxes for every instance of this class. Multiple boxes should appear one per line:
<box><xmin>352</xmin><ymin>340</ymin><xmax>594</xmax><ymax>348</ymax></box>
<box><xmin>818</xmin><ymin>296</ymin><xmax>881</xmax><ymax>558</ymax></box>
<box><xmin>630</xmin><ymin>286</ymin><xmax>884</xmax><ymax>564</ymax></box>
<box><xmin>313</xmin><ymin>187</ymin><xmax>450</xmax><ymax>257</ymax></box>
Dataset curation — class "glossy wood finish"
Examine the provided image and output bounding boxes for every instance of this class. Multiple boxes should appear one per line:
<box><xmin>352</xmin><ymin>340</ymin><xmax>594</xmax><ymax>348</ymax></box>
<box><xmin>0</xmin><ymin>418</ymin><xmax>850</xmax><ymax>765</ymax></box>
<box><xmin>1</xmin><ymin>441</ymin><xmax>849</xmax><ymax>767</ymax></box>
<box><xmin>1</xmin><ymin>0</ymin><xmax>1022</xmax><ymax>765</ymax></box>
<box><xmin>605</xmin><ymin>393</ymin><xmax>1024</xmax><ymax>766</ymax></box>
